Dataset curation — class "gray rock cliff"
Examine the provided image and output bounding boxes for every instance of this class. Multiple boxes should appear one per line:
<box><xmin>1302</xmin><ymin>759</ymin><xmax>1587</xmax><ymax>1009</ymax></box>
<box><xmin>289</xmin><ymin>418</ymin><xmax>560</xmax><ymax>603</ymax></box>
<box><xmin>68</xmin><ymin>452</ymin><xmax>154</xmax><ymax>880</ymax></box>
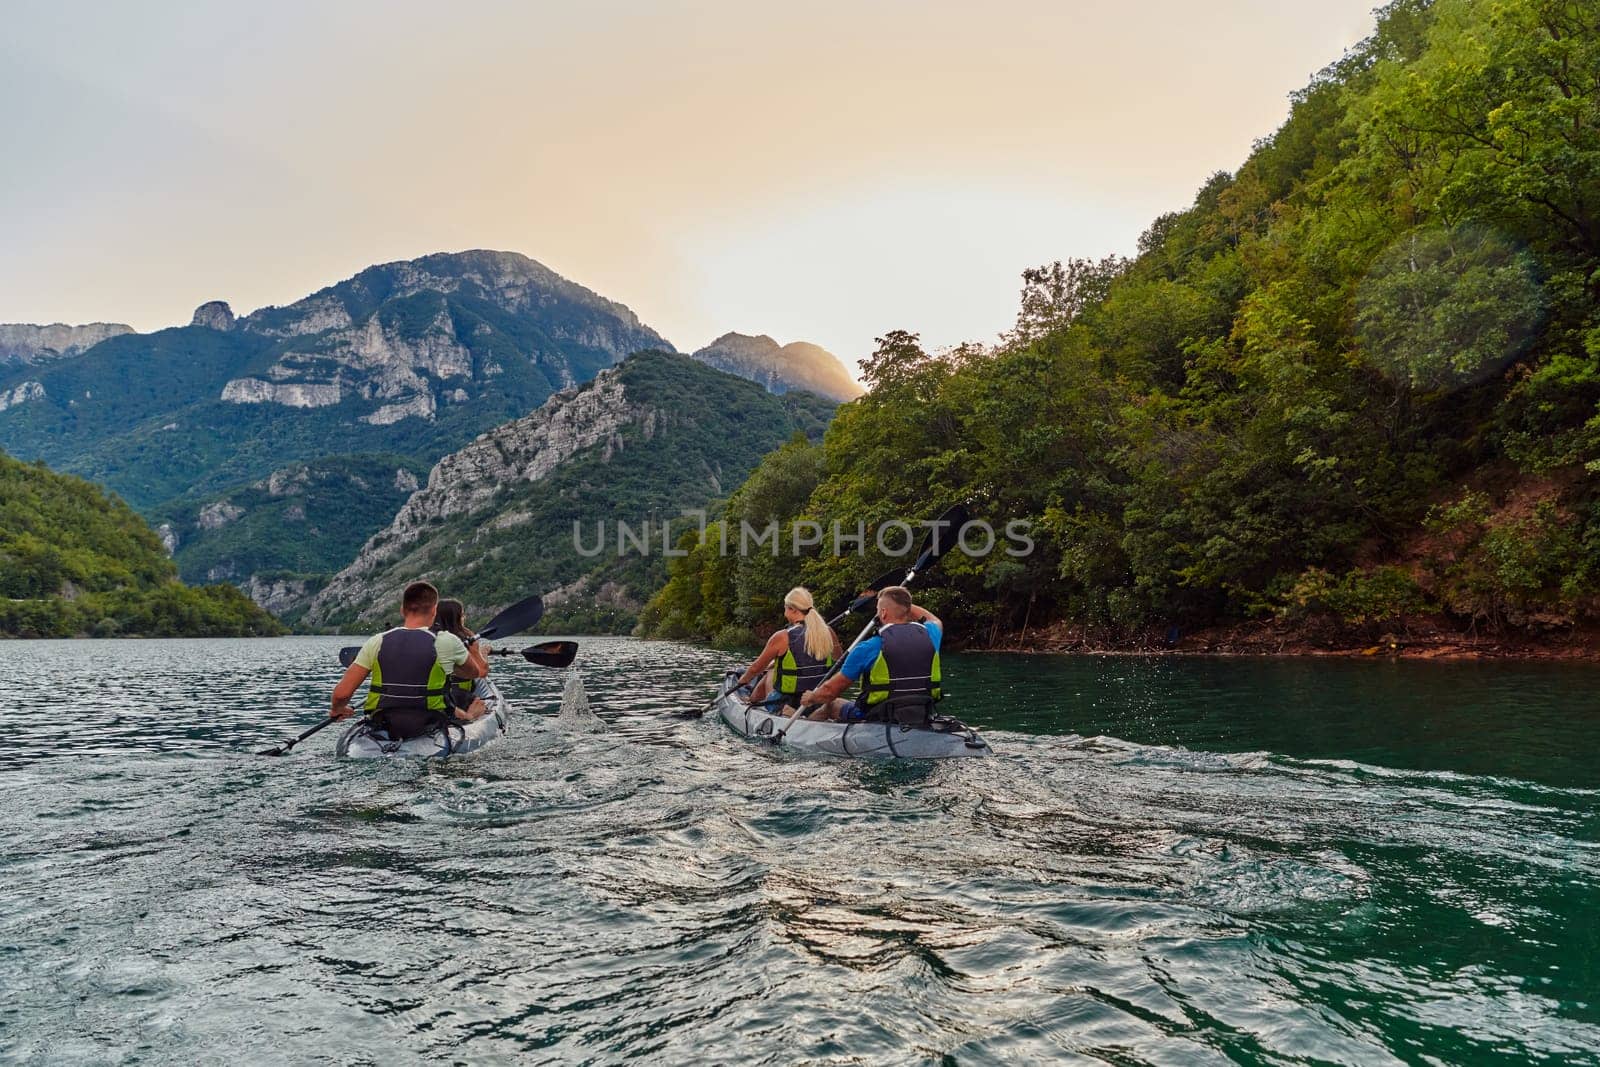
<box><xmin>190</xmin><ymin>301</ymin><xmax>236</xmax><ymax>331</ymax></box>
<box><xmin>0</xmin><ymin>322</ymin><xmax>134</xmax><ymax>366</ymax></box>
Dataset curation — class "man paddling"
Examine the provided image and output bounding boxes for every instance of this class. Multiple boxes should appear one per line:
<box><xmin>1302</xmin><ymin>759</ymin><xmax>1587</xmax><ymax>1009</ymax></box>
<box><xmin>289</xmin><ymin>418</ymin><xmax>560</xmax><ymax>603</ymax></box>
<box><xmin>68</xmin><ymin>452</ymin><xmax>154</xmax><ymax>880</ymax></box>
<box><xmin>800</xmin><ymin>585</ymin><xmax>942</xmax><ymax>724</ymax></box>
<box><xmin>328</xmin><ymin>581</ymin><xmax>487</xmax><ymax>738</ymax></box>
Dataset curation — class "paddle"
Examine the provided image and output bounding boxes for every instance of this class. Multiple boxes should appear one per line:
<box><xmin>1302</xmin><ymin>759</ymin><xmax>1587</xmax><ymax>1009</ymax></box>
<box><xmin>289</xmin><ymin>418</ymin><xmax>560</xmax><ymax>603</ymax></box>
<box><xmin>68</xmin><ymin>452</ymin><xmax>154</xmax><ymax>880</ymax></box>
<box><xmin>825</xmin><ymin>565</ymin><xmax>910</xmax><ymax>625</ymax></box>
<box><xmin>488</xmin><ymin>640</ymin><xmax>579</xmax><ymax>669</ymax></box>
<box><xmin>683</xmin><ymin>565</ymin><xmax>912</xmax><ymax>720</ymax></box>
<box><xmin>771</xmin><ymin>504</ymin><xmax>970</xmax><ymax>745</ymax></box>
<box><xmin>264</xmin><ymin>594</ymin><xmax>548</xmax><ymax>757</ymax></box>
<box><xmin>334</xmin><ymin>593</ymin><xmax>545</xmax><ymax>666</ymax></box>
<box><xmin>257</xmin><ymin>715</ymin><xmax>343</xmax><ymax>757</ymax></box>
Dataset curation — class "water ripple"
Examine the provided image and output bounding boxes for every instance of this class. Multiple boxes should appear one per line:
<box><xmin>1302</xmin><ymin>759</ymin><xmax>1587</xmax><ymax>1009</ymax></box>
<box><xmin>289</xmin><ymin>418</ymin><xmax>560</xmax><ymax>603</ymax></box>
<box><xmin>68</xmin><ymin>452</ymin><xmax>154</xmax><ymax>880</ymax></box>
<box><xmin>1</xmin><ymin>636</ymin><xmax>1597</xmax><ymax>1063</ymax></box>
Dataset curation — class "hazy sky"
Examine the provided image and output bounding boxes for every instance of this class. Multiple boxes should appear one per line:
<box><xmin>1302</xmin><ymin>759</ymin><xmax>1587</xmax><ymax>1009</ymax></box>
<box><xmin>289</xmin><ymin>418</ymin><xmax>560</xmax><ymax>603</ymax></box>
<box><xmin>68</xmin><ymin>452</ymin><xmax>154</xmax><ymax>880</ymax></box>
<box><xmin>1</xmin><ymin>1</ymin><xmax>1377</xmax><ymax>370</ymax></box>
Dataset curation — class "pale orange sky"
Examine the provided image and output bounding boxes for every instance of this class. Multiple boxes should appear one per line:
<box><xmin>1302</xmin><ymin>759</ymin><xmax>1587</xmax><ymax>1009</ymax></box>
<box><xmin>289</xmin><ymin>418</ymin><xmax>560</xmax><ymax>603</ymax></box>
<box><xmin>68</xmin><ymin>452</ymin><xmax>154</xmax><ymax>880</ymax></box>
<box><xmin>0</xmin><ymin>1</ymin><xmax>1377</xmax><ymax>369</ymax></box>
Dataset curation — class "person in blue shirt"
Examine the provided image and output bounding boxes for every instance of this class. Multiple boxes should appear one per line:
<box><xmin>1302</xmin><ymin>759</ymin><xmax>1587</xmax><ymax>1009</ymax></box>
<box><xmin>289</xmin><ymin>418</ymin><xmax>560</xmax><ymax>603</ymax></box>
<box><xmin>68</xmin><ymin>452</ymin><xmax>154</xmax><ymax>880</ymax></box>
<box><xmin>799</xmin><ymin>585</ymin><xmax>943</xmax><ymax>724</ymax></box>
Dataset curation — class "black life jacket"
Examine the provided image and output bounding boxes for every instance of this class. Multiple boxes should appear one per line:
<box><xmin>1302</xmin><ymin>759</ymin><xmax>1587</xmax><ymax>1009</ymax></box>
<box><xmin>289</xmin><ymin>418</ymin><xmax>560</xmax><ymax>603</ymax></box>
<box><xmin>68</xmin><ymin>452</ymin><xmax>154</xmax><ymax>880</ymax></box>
<box><xmin>774</xmin><ymin>623</ymin><xmax>833</xmax><ymax>699</ymax></box>
<box><xmin>363</xmin><ymin>627</ymin><xmax>449</xmax><ymax>738</ymax></box>
<box><xmin>859</xmin><ymin>622</ymin><xmax>942</xmax><ymax>723</ymax></box>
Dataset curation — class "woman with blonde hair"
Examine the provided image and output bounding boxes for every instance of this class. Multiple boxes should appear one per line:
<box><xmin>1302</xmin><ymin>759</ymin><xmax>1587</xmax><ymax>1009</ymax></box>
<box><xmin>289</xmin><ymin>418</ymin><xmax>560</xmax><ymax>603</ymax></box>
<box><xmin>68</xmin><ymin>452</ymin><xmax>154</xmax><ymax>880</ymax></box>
<box><xmin>730</xmin><ymin>587</ymin><xmax>844</xmax><ymax>718</ymax></box>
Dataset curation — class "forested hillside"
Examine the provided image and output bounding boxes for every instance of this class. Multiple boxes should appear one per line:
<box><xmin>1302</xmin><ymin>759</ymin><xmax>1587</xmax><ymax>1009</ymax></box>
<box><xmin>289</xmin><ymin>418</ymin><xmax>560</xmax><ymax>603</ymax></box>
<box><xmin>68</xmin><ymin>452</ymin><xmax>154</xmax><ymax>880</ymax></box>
<box><xmin>644</xmin><ymin>0</ymin><xmax>1600</xmax><ymax>651</ymax></box>
<box><xmin>0</xmin><ymin>450</ymin><xmax>283</xmax><ymax>637</ymax></box>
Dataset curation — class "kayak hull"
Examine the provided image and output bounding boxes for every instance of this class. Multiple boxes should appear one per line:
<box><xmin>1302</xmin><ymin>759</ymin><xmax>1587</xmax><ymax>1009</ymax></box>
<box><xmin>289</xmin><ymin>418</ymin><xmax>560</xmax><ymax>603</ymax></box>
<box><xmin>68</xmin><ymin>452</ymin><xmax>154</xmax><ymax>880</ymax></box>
<box><xmin>336</xmin><ymin>681</ymin><xmax>510</xmax><ymax>758</ymax></box>
<box><xmin>715</xmin><ymin>671</ymin><xmax>990</xmax><ymax>759</ymax></box>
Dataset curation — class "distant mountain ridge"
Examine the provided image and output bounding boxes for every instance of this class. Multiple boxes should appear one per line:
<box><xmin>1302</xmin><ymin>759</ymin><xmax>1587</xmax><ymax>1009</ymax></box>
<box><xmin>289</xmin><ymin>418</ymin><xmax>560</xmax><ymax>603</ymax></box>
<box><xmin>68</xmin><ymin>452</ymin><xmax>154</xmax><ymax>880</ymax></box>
<box><xmin>300</xmin><ymin>350</ymin><xmax>835</xmax><ymax>631</ymax></box>
<box><xmin>690</xmin><ymin>332</ymin><xmax>862</xmax><ymax>401</ymax></box>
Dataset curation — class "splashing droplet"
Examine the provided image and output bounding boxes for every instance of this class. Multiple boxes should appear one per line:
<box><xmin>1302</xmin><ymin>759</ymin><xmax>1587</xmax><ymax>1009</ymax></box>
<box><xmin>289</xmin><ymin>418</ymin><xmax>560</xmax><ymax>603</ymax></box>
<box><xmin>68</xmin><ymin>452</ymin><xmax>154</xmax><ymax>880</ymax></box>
<box><xmin>556</xmin><ymin>670</ymin><xmax>605</xmax><ymax>731</ymax></box>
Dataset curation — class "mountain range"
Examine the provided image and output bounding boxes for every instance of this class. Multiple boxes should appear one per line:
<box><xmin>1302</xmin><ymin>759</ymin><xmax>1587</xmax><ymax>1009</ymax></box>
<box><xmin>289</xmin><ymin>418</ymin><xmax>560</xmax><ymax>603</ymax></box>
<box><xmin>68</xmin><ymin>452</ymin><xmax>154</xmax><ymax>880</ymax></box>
<box><xmin>0</xmin><ymin>250</ymin><xmax>857</xmax><ymax>620</ymax></box>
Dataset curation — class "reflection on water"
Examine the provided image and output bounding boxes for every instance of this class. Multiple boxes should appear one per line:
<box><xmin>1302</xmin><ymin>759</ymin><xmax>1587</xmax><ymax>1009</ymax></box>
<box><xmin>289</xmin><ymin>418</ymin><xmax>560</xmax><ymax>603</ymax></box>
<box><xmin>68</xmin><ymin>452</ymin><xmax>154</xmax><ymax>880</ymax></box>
<box><xmin>1</xmin><ymin>636</ymin><xmax>1597</xmax><ymax>1063</ymax></box>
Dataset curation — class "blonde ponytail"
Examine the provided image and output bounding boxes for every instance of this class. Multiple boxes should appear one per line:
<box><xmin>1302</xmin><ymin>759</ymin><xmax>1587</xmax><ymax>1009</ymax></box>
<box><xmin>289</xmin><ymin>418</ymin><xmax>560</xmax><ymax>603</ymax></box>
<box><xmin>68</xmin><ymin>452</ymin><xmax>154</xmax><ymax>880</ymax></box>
<box><xmin>785</xmin><ymin>587</ymin><xmax>833</xmax><ymax>661</ymax></box>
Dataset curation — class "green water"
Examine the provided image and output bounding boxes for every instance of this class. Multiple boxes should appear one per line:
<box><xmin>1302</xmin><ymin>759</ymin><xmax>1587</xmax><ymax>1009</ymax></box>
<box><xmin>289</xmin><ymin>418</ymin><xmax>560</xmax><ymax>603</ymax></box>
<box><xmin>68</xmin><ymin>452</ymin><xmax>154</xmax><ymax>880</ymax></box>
<box><xmin>2</xmin><ymin>637</ymin><xmax>1596</xmax><ymax>1063</ymax></box>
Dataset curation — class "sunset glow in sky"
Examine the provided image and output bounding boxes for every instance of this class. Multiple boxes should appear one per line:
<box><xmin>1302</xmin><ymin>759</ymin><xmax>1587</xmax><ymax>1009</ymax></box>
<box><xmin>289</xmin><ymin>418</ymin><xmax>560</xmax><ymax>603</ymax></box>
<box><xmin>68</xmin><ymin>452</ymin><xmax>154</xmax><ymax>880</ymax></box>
<box><xmin>2</xmin><ymin>1</ymin><xmax>1378</xmax><ymax>370</ymax></box>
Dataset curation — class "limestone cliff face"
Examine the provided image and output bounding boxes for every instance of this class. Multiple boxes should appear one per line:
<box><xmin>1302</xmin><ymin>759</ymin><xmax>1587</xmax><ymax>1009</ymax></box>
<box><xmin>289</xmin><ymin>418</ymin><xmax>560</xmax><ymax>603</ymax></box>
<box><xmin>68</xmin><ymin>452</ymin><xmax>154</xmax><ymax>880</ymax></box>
<box><xmin>302</xmin><ymin>367</ymin><xmax>640</xmax><ymax>624</ymax></box>
<box><xmin>242</xmin><ymin>574</ymin><xmax>319</xmax><ymax>617</ymax></box>
<box><xmin>0</xmin><ymin>381</ymin><xmax>45</xmax><ymax>412</ymax></box>
<box><xmin>0</xmin><ymin>322</ymin><xmax>134</xmax><ymax>366</ymax></box>
<box><xmin>220</xmin><ymin>378</ymin><xmax>343</xmax><ymax>407</ymax></box>
<box><xmin>690</xmin><ymin>332</ymin><xmax>862</xmax><ymax>401</ymax></box>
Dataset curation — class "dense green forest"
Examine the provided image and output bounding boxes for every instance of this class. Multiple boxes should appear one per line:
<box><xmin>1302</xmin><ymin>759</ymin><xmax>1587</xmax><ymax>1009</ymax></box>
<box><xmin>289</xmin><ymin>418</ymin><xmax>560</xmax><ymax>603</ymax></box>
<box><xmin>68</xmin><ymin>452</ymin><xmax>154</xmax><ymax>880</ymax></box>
<box><xmin>643</xmin><ymin>0</ymin><xmax>1600</xmax><ymax>647</ymax></box>
<box><xmin>0</xmin><ymin>450</ymin><xmax>284</xmax><ymax>637</ymax></box>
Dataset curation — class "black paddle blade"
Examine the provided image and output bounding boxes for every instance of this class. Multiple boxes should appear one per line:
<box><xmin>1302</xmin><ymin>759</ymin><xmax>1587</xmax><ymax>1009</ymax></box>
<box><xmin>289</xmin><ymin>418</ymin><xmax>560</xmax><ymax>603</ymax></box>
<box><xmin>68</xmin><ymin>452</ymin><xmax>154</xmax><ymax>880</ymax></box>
<box><xmin>521</xmin><ymin>640</ymin><xmax>578</xmax><ymax>668</ymax></box>
<box><xmin>912</xmin><ymin>503</ymin><xmax>971</xmax><ymax>574</ymax></box>
<box><xmin>338</xmin><ymin>646</ymin><xmax>360</xmax><ymax>668</ymax></box>
<box><xmin>478</xmin><ymin>594</ymin><xmax>545</xmax><ymax>641</ymax></box>
<box><xmin>257</xmin><ymin>745</ymin><xmax>287</xmax><ymax>757</ymax></box>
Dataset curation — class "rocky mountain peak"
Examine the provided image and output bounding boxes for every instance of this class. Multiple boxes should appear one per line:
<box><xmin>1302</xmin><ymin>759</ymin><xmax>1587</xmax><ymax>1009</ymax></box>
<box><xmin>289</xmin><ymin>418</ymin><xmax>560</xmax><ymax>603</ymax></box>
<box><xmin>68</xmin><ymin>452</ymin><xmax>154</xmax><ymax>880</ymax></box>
<box><xmin>701</xmin><ymin>332</ymin><xmax>780</xmax><ymax>358</ymax></box>
<box><xmin>691</xmin><ymin>332</ymin><xmax>862</xmax><ymax>401</ymax></box>
<box><xmin>204</xmin><ymin>249</ymin><xmax>673</xmax><ymax>430</ymax></box>
<box><xmin>190</xmin><ymin>301</ymin><xmax>236</xmax><ymax>331</ymax></box>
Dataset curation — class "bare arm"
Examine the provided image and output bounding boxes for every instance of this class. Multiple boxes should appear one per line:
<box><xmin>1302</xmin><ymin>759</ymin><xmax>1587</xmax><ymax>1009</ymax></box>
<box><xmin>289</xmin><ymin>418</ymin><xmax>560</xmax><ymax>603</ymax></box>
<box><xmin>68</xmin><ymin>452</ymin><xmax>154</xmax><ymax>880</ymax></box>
<box><xmin>454</xmin><ymin>647</ymin><xmax>486</xmax><ymax>680</ymax></box>
<box><xmin>909</xmin><ymin>606</ymin><xmax>941</xmax><ymax>628</ymax></box>
<box><xmin>330</xmin><ymin>664</ymin><xmax>370</xmax><ymax>720</ymax></box>
<box><xmin>801</xmin><ymin>668</ymin><xmax>853</xmax><ymax>707</ymax></box>
<box><xmin>736</xmin><ymin>631</ymin><xmax>788</xmax><ymax>687</ymax></box>
<box><xmin>459</xmin><ymin>637</ymin><xmax>489</xmax><ymax>679</ymax></box>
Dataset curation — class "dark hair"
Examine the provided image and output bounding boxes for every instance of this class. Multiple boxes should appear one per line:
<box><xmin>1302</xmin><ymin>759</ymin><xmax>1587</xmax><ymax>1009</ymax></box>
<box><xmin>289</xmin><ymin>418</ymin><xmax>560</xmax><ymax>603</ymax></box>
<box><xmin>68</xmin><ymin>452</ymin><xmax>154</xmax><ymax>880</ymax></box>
<box><xmin>432</xmin><ymin>598</ymin><xmax>469</xmax><ymax>639</ymax></box>
<box><xmin>402</xmin><ymin>581</ymin><xmax>439</xmax><ymax>614</ymax></box>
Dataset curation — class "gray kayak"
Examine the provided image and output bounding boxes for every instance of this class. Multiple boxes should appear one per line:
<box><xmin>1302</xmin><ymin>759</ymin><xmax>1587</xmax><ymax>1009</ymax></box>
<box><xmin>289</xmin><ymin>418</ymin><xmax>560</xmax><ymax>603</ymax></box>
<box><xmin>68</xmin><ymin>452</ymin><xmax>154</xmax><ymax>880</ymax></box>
<box><xmin>715</xmin><ymin>671</ymin><xmax>990</xmax><ymax>759</ymax></box>
<box><xmin>336</xmin><ymin>681</ymin><xmax>511</xmax><ymax>759</ymax></box>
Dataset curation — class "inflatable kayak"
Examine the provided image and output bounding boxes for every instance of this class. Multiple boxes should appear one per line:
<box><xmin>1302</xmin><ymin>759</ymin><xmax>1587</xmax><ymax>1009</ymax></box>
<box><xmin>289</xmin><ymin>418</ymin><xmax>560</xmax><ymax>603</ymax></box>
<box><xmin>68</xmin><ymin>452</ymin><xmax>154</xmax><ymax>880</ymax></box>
<box><xmin>715</xmin><ymin>671</ymin><xmax>990</xmax><ymax>759</ymax></box>
<box><xmin>335</xmin><ymin>681</ymin><xmax>511</xmax><ymax>759</ymax></box>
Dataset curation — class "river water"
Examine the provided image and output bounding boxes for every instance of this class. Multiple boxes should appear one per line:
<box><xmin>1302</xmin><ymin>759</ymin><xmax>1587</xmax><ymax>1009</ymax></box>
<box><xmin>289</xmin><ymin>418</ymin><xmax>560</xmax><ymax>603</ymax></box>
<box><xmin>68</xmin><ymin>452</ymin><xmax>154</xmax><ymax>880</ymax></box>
<box><xmin>2</xmin><ymin>636</ymin><xmax>1596</xmax><ymax>1064</ymax></box>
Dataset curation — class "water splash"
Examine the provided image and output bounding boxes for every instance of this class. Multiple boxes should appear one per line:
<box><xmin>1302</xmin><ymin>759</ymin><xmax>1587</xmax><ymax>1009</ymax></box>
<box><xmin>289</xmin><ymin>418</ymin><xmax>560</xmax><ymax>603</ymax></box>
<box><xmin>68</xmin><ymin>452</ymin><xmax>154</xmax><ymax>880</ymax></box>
<box><xmin>555</xmin><ymin>669</ymin><xmax>605</xmax><ymax>732</ymax></box>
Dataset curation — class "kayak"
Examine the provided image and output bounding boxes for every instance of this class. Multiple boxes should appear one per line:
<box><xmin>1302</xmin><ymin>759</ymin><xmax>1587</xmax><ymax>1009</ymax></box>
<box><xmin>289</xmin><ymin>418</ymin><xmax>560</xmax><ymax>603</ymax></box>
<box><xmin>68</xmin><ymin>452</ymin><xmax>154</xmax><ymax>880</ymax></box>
<box><xmin>714</xmin><ymin>671</ymin><xmax>990</xmax><ymax>759</ymax></box>
<box><xmin>335</xmin><ymin>681</ymin><xmax>511</xmax><ymax>758</ymax></box>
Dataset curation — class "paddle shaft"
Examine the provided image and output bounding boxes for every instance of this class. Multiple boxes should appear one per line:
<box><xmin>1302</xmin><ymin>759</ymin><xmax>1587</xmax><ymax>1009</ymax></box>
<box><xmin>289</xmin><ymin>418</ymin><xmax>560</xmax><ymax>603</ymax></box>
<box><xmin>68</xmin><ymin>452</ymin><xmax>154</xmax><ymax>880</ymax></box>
<box><xmin>259</xmin><ymin>713</ymin><xmax>342</xmax><ymax>756</ymax></box>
